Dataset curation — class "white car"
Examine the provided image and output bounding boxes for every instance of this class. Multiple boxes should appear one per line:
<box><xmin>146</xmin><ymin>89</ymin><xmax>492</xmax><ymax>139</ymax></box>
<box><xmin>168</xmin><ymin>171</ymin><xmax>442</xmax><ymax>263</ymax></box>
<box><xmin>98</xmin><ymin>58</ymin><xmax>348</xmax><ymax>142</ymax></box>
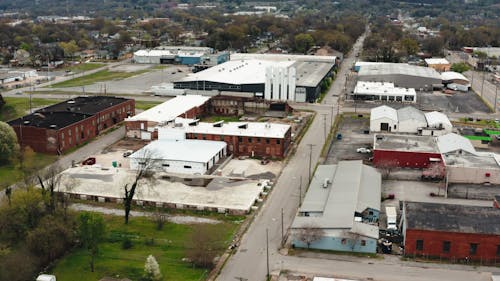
<box><xmin>356</xmin><ymin>147</ymin><xmax>371</xmax><ymax>153</ymax></box>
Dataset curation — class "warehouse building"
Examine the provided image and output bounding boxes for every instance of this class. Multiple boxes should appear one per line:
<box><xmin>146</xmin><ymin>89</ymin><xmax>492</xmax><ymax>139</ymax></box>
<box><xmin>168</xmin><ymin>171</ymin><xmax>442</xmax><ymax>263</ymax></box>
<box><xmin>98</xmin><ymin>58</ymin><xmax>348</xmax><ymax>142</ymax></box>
<box><xmin>174</xmin><ymin>54</ymin><xmax>336</xmax><ymax>102</ymax></box>
<box><xmin>443</xmin><ymin>152</ymin><xmax>500</xmax><ymax>185</ymax></box>
<box><xmin>357</xmin><ymin>63</ymin><xmax>442</xmax><ymax>90</ymax></box>
<box><xmin>353</xmin><ymin>81</ymin><xmax>417</xmax><ymax>103</ymax></box>
<box><xmin>125</xmin><ymin>95</ymin><xmax>210</xmax><ymax>140</ymax></box>
<box><xmin>402</xmin><ymin>201</ymin><xmax>500</xmax><ymax>263</ymax></box>
<box><xmin>370</xmin><ymin>105</ymin><xmax>452</xmax><ymax>136</ymax></box>
<box><xmin>291</xmin><ymin>161</ymin><xmax>381</xmax><ymax>253</ymax></box>
<box><xmin>129</xmin><ymin>139</ymin><xmax>227</xmax><ymax>175</ymax></box>
<box><xmin>9</xmin><ymin>96</ymin><xmax>134</xmax><ymax>154</ymax></box>
<box><xmin>133</xmin><ymin>46</ymin><xmax>228</xmax><ymax>65</ymax></box>
<box><xmin>424</xmin><ymin>58</ymin><xmax>451</xmax><ymax>72</ymax></box>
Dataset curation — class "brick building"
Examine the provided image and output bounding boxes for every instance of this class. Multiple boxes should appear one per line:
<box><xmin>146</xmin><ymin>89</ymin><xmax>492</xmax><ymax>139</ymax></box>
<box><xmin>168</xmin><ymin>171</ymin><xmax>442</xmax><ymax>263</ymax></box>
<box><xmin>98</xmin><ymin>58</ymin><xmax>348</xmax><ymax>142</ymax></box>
<box><xmin>402</xmin><ymin>201</ymin><xmax>500</xmax><ymax>263</ymax></box>
<box><xmin>125</xmin><ymin>95</ymin><xmax>209</xmax><ymax>140</ymax></box>
<box><xmin>8</xmin><ymin>96</ymin><xmax>134</xmax><ymax>154</ymax></box>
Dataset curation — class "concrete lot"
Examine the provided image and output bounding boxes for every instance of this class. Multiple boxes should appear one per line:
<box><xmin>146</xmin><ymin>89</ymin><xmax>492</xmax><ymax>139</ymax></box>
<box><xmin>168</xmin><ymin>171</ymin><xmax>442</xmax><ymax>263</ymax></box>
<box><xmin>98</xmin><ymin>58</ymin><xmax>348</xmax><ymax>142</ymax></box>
<box><xmin>325</xmin><ymin>115</ymin><xmax>373</xmax><ymax>164</ymax></box>
<box><xmin>49</xmin><ymin>64</ymin><xmax>190</xmax><ymax>95</ymax></box>
<box><xmin>346</xmin><ymin>90</ymin><xmax>490</xmax><ymax>114</ymax></box>
<box><xmin>59</xmin><ymin>166</ymin><xmax>265</xmax><ymax>213</ymax></box>
<box><xmin>221</xmin><ymin>158</ymin><xmax>283</xmax><ymax>180</ymax></box>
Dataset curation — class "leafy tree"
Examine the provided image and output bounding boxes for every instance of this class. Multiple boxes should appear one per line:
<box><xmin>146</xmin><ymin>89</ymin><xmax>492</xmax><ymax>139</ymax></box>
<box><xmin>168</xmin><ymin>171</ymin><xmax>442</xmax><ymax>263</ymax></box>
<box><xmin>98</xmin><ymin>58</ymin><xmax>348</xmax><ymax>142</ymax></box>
<box><xmin>78</xmin><ymin>212</ymin><xmax>105</xmax><ymax>272</ymax></box>
<box><xmin>451</xmin><ymin>62</ymin><xmax>471</xmax><ymax>73</ymax></box>
<box><xmin>294</xmin><ymin>33</ymin><xmax>314</xmax><ymax>54</ymax></box>
<box><xmin>143</xmin><ymin>254</ymin><xmax>162</xmax><ymax>281</ymax></box>
<box><xmin>0</xmin><ymin>121</ymin><xmax>20</xmax><ymax>165</ymax></box>
<box><xmin>399</xmin><ymin>37</ymin><xmax>419</xmax><ymax>56</ymax></box>
<box><xmin>59</xmin><ymin>40</ymin><xmax>79</xmax><ymax>60</ymax></box>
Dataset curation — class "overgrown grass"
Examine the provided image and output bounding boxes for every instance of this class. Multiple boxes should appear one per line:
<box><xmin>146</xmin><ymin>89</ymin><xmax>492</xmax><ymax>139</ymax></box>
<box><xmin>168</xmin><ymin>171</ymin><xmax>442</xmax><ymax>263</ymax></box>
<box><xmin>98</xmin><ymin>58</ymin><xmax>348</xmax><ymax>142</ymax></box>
<box><xmin>0</xmin><ymin>97</ymin><xmax>61</xmax><ymax>121</ymax></box>
<box><xmin>0</xmin><ymin>153</ymin><xmax>57</xmax><ymax>190</ymax></box>
<box><xmin>135</xmin><ymin>100</ymin><xmax>163</xmax><ymax>111</ymax></box>
<box><xmin>48</xmin><ymin>70</ymin><xmax>149</xmax><ymax>88</ymax></box>
<box><xmin>201</xmin><ymin>115</ymin><xmax>242</xmax><ymax>123</ymax></box>
<box><xmin>66</xmin><ymin>63</ymin><xmax>106</xmax><ymax>73</ymax></box>
<box><xmin>51</xmin><ymin>215</ymin><xmax>238</xmax><ymax>281</ymax></box>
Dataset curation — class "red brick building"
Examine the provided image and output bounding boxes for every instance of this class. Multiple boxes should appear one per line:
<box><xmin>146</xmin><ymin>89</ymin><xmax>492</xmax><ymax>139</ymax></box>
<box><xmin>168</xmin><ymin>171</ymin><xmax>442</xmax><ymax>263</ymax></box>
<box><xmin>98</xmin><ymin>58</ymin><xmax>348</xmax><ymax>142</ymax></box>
<box><xmin>9</xmin><ymin>96</ymin><xmax>134</xmax><ymax>154</ymax></box>
<box><xmin>403</xmin><ymin>201</ymin><xmax>500</xmax><ymax>263</ymax></box>
<box><xmin>184</xmin><ymin>122</ymin><xmax>292</xmax><ymax>158</ymax></box>
<box><xmin>373</xmin><ymin>134</ymin><xmax>442</xmax><ymax>169</ymax></box>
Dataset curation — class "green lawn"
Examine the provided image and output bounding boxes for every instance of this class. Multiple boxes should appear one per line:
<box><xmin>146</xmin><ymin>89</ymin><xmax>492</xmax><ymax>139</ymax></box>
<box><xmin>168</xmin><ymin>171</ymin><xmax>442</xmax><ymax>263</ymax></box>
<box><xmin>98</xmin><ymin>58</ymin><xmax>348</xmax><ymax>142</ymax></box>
<box><xmin>463</xmin><ymin>135</ymin><xmax>491</xmax><ymax>141</ymax></box>
<box><xmin>0</xmin><ymin>153</ymin><xmax>57</xmax><ymax>190</ymax></box>
<box><xmin>0</xmin><ymin>97</ymin><xmax>61</xmax><ymax>122</ymax></box>
<box><xmin>51</xmin><ymin>214</ymin><xmax>239</xmax><ymax>281</ymax></box>
<box><xmin>135</xmin><ymin>100</ymin><xmax>163</xmax><ymax>111</ymax></box>
<box><xmin>67</xmin><ymin>63</ymin><xmax>106</xmax><ymax>73</ymax></box>
<box><xmin>201</xmin><ymin>116</ymin><xmax>242</xmax><ymax>123</ymax></box>
<box><xmin>48</xmin><ymin>70</ymin><xmax>148</xmax><ymax>88</ymax></box>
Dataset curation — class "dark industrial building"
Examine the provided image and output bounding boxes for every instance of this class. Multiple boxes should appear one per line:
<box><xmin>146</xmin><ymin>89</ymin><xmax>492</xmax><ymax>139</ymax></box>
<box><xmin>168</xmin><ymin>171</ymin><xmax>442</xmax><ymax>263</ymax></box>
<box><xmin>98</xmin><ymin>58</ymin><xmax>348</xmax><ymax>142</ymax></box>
<box><xmin>402</xmin><ymin>201</ymin><xmax>500</xmax><ymax>263</ymax></box>
<box><xmin>8</xmin><ymin>96</ymin><xmax>134</xmax><ymax>154</ymax></box>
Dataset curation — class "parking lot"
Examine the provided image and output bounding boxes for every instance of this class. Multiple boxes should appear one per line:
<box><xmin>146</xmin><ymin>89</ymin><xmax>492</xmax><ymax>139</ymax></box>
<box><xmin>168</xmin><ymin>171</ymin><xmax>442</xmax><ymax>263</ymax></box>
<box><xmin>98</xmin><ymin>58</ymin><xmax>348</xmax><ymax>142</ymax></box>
<box><xmin>324</xmin><ymin>115</ymin><xmax>373</xmax><ymax>164</ymax></box>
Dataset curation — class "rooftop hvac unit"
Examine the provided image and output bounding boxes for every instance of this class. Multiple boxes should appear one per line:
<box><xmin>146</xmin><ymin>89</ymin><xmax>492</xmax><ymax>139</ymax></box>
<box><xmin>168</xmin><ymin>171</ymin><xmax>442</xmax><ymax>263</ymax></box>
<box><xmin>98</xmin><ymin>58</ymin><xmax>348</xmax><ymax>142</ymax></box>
<box><xmin>322</xmin><ymin>178</ymin><xmax>330</xmax><ymax>188</ymax></box>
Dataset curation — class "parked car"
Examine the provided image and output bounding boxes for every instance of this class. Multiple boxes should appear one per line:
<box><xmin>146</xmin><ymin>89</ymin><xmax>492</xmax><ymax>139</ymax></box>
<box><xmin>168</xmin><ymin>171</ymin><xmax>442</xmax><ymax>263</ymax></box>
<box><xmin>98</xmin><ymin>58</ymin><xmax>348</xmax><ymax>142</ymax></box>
<box><xmin>356</xmin><ymin>147</ymin><xmax>371</xmax><ymax>153</ymax></box>
<box><xmin>123</xmin><ymin>150</ymin><xmax>133</xmax><ymax>157</ymax></box>
<box><xmin>82</xmin><ymin>157</ymin><xmax>96</xmax><ymax>165</ymax></box>
<box><xmin>260</xmin><ymin>158</ymin><xmax>269</xmax><ymax>165</ymax></box>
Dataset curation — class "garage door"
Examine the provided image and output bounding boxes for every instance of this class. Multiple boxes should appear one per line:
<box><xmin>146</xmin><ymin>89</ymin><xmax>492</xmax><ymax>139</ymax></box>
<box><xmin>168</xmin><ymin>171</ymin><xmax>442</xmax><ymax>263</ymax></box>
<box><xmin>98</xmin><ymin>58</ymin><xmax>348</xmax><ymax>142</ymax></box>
<box><xmin>380</xmin><ymin>123</ymin><xmax>389</xmax><ymax>131</ymax></box>
<box><xmin>140</xmin><ymin>131</ymin><xmax>151</xmax><ymax>140</ymax></box>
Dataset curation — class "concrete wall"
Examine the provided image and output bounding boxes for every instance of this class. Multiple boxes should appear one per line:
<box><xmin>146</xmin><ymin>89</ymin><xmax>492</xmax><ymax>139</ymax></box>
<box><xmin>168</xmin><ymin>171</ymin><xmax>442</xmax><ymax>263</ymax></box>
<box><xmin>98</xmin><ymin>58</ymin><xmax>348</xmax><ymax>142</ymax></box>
<box><xmin>404</xmin><ymin>228</ymin><xmax>500</xmax><ymax>262</ymax></box>
<box><xmin>292</xmin><ymin>230</ymin><xmax>377</xmax><ymax>253</ymax></box>
<box><xmin>370</xmin><ymin>117</ymin><xmax>397</xmax><ymax>132</ymax></box>
<box><xmin>447</xmin><ymin>166</ymin><xmax>500</xmax><ymax>185</ymax></box>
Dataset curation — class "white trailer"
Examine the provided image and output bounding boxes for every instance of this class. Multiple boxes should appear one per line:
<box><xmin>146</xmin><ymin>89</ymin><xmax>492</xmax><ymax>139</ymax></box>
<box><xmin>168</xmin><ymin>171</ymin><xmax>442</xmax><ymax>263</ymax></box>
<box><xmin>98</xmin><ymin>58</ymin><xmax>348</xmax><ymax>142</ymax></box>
<box><xmin>386</xmin><ymin>206</ymin><xmax>397</xmax><ymax>230</ymax></box>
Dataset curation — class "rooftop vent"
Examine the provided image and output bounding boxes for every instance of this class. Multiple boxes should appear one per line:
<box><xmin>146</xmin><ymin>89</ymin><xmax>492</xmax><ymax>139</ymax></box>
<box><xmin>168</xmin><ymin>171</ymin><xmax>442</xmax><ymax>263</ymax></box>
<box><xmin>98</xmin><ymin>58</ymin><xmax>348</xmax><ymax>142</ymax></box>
<box><xmin>213</xmin><ymin>121</ymin><xmax>224</xmax><ymax>127</ymax></box>
<box><xmin>238</xmin><ymin>123</ymin><xmax>248</xmax><ymax>129</ymax></box>
<box><xmin>67</xmin><ymin>100</ymin><xmax>75</xmax><ymax>104</ymax></box>
<box><xmin>49</xmin><ymin>124</ymin><xmax>57</xmax><ymax>129</ymax></box>
<box><xmin>23</xmin><ymin>120</ymin><xmax>30</xmax><ymax>125</ymax></box>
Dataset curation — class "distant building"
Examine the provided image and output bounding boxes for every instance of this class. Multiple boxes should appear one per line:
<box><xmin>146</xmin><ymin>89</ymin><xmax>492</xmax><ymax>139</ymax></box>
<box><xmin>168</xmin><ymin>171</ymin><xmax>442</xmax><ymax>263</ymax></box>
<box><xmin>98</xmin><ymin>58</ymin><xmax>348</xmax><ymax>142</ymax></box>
<box><xmin>357</xmin><ymin>62</ymin><xmax>442</xmax><ymax>90</ymax></box>
<box><xmin>174</xmin><ymin>54</ymin><xmax>336</xmax><ymax>102</ymax></box>
<box><xmin>291</xmin><ymin>161</ymin><xmax>380</xmax><ymax>253</ymax></box>
<box><xmin>402</xmin><ymin>201</ymin><xmax>500</xmax><ymax>263</ymax></box>
<box><xmin>129</xmin><ymin>139</ymin><xmax>227</xmax><ymax>175</ymax></box>
<box><xmin>133</xmin><ymin>46</ymin><xmax>228</xmax><ymax>66</ymax></box>
<box><xmin>424</xmin><ymin>58</ymin><xmax>451</xmax><ymax>72</ymax></box>
<box><xmin>353</xmin><ymin>81</ymin><xmax>417</xmax><ymax>103</ymax></box>
<box><xmin>9</xmin><ymin>96</ymin><xmax>134</xmax><ymax>154</ymax></box>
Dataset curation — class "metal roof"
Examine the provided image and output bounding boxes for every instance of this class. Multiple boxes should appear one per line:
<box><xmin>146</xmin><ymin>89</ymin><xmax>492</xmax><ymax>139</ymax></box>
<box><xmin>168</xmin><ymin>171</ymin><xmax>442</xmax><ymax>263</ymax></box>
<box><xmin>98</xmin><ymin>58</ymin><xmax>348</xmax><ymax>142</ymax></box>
<box><xmin>127</xmin><ymin>95</ymin><xmax>209</xmax><ymax>123</ymax></box>
<box><xmin>424</xmin><ymin>111</ymin><xmax>452</xmax><ymax>128</ymax></box>
<box><xmin>437</xmin><ymin>133</ymin><xmax>477</xmax><ymax>155</ymax></box>
<box><xmin>292</xmin><ymin>161</ymin><xmax>381</xmax><ymax>239</ymax></box>
<box><xmin>374</xmin><ymin>134</ymin><xmax>439</xmax><ymax>153</ymax></box>
<box><xmin>129</xmin><ymin>139</ymin><xmax>226</xmax><ymax>163</ymax></box>
<box><xmin>441</xmin><ymin>71</ymin><xmax>469</xmax><ymax>82</ymax></box>
<box><xmin>425</xmin><ymin>58</ymin><xmax>450</xmax><ymax>65</ymax></box>
<box><xmin>404</xmin><ymin>201</ymin><xmax>500</xmax><ymax>235</ymax></box>
<box><xmin>230</xmin><ymin>53</ymin><xmax>337</xmax><ymax>63</ymax></box>
<box><xmin>370</xmin><ymin>105</ymin><xmax>398</xmax><ymax>121</ymax></box>
<box><xmin>397</xmin><ymin>106</ymin><xmax>426</xmax><ymax>123</ymax></box>
<box><xmin>358</xmin><ymin>63</ymin><xmax>442</xmax><ymax>80</ymax></box>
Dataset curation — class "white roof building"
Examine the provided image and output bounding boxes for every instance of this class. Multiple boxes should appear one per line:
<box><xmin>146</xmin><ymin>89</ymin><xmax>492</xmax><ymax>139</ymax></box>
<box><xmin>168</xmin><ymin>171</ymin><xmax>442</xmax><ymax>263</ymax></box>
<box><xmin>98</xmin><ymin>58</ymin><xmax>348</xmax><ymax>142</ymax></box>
<box><xmin>370</xmin><ymin>105</ymin><xmax>398</xmax><ymax>132</ymax></box>
<box><xmin>129</xmin><ymin>139</ymin><xmax>227</xmax><ymax>175</ymax></box>
<box><xmin>437</xmin><ymin>133</ymin><xmax>477</xmax><ymax>155</ymax></box>
<box><xmin>441</xmin><ymin>71</ymin><xmax>470</xmax><ymax>85</ymax></box>
<box><xmin>127</xmin><ymin>95</ymin><xmax>209</xmax><ymax>123</ymax></box>
<box><xmin>425</xmin><ymin>58</ymin><xmax>450</xmax><ymax>65</ymax></box>
<box><xmin>397</xmin><ymin>106</ymin><xmax>427</xmax><ymax>133</ymax></box>
<box><xmin>230</xmin><ymin>53</ymin><xmax>337</xmax><ymax>63</ymax></box>
<box><xmin>353</xmin><ymin>81</ymin><xmax>417</xmax><ymax>103</ymax></box>
<box><xmin>424</xmin><ymin>111</ymin><xmax>453</xmax><ymax>133</ymax></box>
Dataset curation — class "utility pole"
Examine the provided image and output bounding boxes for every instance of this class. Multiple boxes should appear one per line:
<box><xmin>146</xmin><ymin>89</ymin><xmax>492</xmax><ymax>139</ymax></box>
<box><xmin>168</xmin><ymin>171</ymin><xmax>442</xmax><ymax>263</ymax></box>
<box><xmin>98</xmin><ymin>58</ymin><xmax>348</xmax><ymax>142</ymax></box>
<box><xmin>495</xmin><ymin>83</ymin><xmax>498</xmax><ymax>113</ymax></box>
<box><xmin>281</xmin><ymin>208</ymin><xmax>284</xmax><ymax>247</ymax></box>
<box><xmin>307</xmin><ymin>144</ymin><xmax>315</xmax><ymax>183</ymax></box>
<box><xmin>299</xmin><ymin>175</ymin><xmax>302</xmax><ymax>206</ymax></box>
<box><xmin>266</xmin><ymin>228</ymin><xmax>269</xmax><ymax>279</ymax></box>
<box><xmin>481</xmin><ymin>70</ymin><xmax>485</xmax><ymax>98</ymax></box>
<box><xmin>321</xmin><ymin>113</ymin><xmax>327</xmax><ymax>140</ymax></box>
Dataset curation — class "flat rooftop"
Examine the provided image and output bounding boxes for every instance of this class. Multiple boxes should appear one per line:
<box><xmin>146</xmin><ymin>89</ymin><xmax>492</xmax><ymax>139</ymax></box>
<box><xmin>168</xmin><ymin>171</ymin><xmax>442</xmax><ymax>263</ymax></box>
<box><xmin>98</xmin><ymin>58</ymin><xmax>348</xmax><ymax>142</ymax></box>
<box><xmin>374</xmin><ymin>134</ymin><xmax>439</xmax><ymax>153</ymax></box>
<box><xmin>404</xmin><ymin>201</ymin><xmax>500</xmax><ymax>235</ymax></box>
<box><xmin>184</xmin><ymin>120</ymin><xmax>291</xmax><ymax>139</ymax></box>
<box><xmin>39</xmin><ymin>96</ymin><xmax>131</xmax><ymax>115</ymax></box>
<box><xmin>230</xmin><ymin>53</ymin><xmax>337</xmax><ymax>63</ymax></box>
<box><xmin>127</xmin><ymin>95</ymin><xmax>209</xmax><ymax>123</ymax></box>
<box><xmin>8</xmin><ymin>111</ymin><xmax>90</xmax><ymax>129</ymax></box>
<box><xmin>358</xmin><ymin>63</ymin><xmax>442</xmax><ymax>80</ymax></box>
<box><xmin>58</xmin><ymin>166</ymin><xmax>264</xmax><ymax>212</ymax></box>
<box><xmin>443</xmin><ymin>153</ymin><xmax>500</xmax><ymax>169</ymax></box>
<box><xmin>425</xmin><ymin>58</ymin><xmax>450</xmax><ymax>65</ymax></box>
<box><xmin>294</xmin><ymin>61</ymin><xmax>333</xmax><ymax>87</ymax></box>
<box><xmin>129</xmin><ymin>139</ymin><xmax>226</xmax><ymax>163</ymax></box>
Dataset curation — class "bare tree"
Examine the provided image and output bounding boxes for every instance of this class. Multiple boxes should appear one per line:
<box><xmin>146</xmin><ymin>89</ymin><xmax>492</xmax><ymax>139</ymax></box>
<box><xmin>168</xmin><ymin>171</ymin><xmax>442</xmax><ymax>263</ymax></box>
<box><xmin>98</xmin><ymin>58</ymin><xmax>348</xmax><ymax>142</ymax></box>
<box><xmin>345</xmin><ymin>232</ymin><xmax>362</xmax><ymax>251</ymax></box>
<box><xmin>296</xmin><ymin>223</ymin><xmax>325</xmax><ymax>249</ymax></box>
<box><xmin>375</xmin><ymin>159</ymin><xmax>398</xmax><ymax>180</ymax></box>
<box><xmin>185</xmin><ymin>224</ymin><xmax>225</xmax><ymax>269</ymax></box>
<box><xmin>123</xmin><ymin>149</ymin><xmax>157</xmax><ymax>224</ymax></box>
<box><xmin>36</xmin><ymin>165</ymin><xmax>62</xmax><ymax>213</ymax></box>
<box><xmin>59</xmin><ymin>177</ymin><xmax>78</xmax><ymax>220</ymax></box>
<box><xmin>152</xmin><ymin>211</ymin><xmax>167</xmax><ymax>230</ymax></box>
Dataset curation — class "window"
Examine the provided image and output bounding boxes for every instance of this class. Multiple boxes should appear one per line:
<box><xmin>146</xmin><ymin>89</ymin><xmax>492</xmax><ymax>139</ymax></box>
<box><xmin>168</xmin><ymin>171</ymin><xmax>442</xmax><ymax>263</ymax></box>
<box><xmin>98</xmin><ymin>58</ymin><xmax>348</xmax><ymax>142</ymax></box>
<box><xmin>238</xmin><ymin>137</ymin><xmax>243</xmax><ymax>143</ymax></box>
<box><xmin>497</xmin><ymin>245</ymin><xmax>500</xmax><ymax>256</ymax></box>
<box><xmin>266</xmin><ymin>139</ymin><xmax>270</xmax><ymax>144</ymax></box>
<box><xmin>184</xmin><ymin>165</ymin><xmax>192</xmax><ymax>169</ymax></box>
<box><xmin>416</xmin><ymin>240</ymin><xmax>424</xmax><ymax>251</ymax></box>
<box><xmin>61</xmin><ymin>132</ymin><xmax>65</xmax><ymax>139</ymax></box>
<box><xmin>220</xmin><ymin>135</ymin><xmax>224</xmax><ymax>141</ymax></box>
<box><xmin>257</xmin><ymin>138</ymin><xmax>261</xmax><ymax>143</ymax></box>
<box><xmin>162</xmin><ymin>164</ymin><xmax>170</xmax><ymax>167</ymax></box>
<box><xmin>277</xmin><ymin>139</ymin><xmax>281</xmax><ymax>144</ymax></box>
<box><xmin>248</xmin><ymin>137</ymin><xmax>252</xmax><ymax>143</ymax></box>
<box><xmin>68</xmin><ymin>130</ymin><xmax>72</xmax><ymax>136</ymax></box>
<box><xmin>443</xmin><ymin>241</ymin><xmax>451</xmax><ymax>253</ymax></box>
<box><xmin>469</xmin><ymin>243</ymin><xmax>478</xmax><ymax>255</ymax></box>
<box><xmin>361</xmin><ymin>240</ymin><xmax>366</xmax><ymax>246</ymax></box>
<box><xmin>341</xmin><ymin>239</ymin><xmax>347</xmax><ymax>245</ymax></box>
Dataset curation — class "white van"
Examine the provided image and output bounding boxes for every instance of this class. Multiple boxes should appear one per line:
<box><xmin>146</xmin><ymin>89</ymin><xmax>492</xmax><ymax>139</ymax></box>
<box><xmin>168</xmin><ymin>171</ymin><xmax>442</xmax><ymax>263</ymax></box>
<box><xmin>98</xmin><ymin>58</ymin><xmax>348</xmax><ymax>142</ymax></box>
<box><xmin>36</xmin><ymin>274</ymin><xmax>56</xmax><ymax>281</ymax></box>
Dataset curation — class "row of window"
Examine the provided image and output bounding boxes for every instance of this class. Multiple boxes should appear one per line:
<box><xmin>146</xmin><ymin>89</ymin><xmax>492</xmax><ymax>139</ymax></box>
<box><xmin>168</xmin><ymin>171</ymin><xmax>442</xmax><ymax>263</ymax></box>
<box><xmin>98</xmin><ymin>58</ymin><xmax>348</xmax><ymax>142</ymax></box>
<box><xmin>195</xmin><ymin>134</ymin><xmax>282</xmax><ymax>145</ymax></box>
<box><xmin>416</xmin><ymin>240</ymin><xmax>500</xmax><ymax>256</ymax></box>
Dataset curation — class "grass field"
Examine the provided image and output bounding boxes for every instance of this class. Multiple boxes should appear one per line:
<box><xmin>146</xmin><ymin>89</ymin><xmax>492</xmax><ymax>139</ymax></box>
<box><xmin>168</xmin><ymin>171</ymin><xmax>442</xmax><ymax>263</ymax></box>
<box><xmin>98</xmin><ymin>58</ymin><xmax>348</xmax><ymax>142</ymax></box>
<box><xmin>48</xmin><ymin>69</ymin><xmax>148</xmax><ymax>88</ymax></box>
<box><xmin>0</xmin><ymin>97</ymin><xmax>61</xmax><ymax>122</ymax></box>
<box><xmin>51</xmin><ymin>214</ymin><xmax>239</xmax><ymax>281</ymax></box>
<box><xmin>0</xmin><ymin>153</ymin><xmax>57</xmax><ymax>190</ymax></box>
<box><xmin>135</xmin><ymin>100</ymin><xmax>163</xmax><ymax>111</ymax></box>
<box><xmin>67</xmin><ymin>63</ymin><xmax>106</xmax><ymax>73</ymax></box>
<box><xmin>201</xmin><ymin>115</ymin><xmax>242</xmax><ymax>123</ymax></box>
